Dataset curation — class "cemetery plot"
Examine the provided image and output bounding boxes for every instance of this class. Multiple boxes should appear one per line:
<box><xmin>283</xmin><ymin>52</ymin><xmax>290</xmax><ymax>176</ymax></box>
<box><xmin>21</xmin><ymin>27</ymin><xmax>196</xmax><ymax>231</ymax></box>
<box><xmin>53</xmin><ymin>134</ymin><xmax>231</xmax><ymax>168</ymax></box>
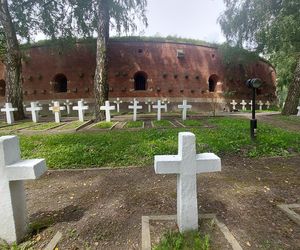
<box><xmin>124</xmin><ymin>120</ymin><xmax>144</xmax><ymax>129</ymax></box>
<box><xmin>152</xmin><ymin>120</ymin><xmax>175</xmax><ymax>128</ymax></box>
<box><xmin>57</xmin><ymin>121</ymin><xmax>89</xmax><ymax>131</ymax></box>
<box><xmin>177</xmin><ymin>119</ymin><xmax>202</xmax><ymax>127</ymax></box>
<box><xmin>0</xmin><ymin>121</ymin><xmax>36</xmax><ymax>131</ymax></box>
<box><xmin>24</xmin><ymin>122</ymin><xmax>65</xmax><ymax>131</ymax></box>
<box><xmin>91</xmin><ymin>121</ymin><xmax>117</xmax><ymax>130</ymax></box>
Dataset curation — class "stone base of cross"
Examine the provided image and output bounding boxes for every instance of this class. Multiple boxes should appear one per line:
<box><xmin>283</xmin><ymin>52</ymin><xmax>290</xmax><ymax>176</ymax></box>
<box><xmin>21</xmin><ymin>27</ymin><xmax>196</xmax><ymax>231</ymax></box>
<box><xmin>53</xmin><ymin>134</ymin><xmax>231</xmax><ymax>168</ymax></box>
<box><xmin>0</xmin><ymin>135</ymin><xmax>47</xmax><ymax>243</ymax></box>
<box><xmin>154</xmin><ymin>132</ymin><xmax>221</xmax><ymax>232</ymax></box>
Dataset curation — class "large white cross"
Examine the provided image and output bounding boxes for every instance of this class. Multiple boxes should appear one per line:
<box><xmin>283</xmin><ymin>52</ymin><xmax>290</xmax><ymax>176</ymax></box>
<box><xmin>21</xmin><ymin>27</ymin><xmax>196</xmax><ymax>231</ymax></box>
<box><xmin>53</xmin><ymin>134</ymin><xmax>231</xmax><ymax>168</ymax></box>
<box><xmin>49</xmin><ymin>101</ymin><xmax>66</xmax><ymax>123</ymax></box>
<box><xmin>154</xmin><ymin>132</ymin><xmax>221</xmax><ymax>232</ymax></box>
<box><xmin>63</xmin><ymin>99</ymin><xmax>73</xmax><ymax>115</ymax></box>
<box><xmin>258</xmin><ymin>100</ymin><xmax>264</xmax><ymax>110</ymax></box>
<box><xmin>73</xmin><ymin>100</ymin><xmax>89</xmax><ymax>122</ymax></box>
<box><xmin>113</xmin><ymin>98</ymin><xmax>123</xmax><ymax>113</ymax></box>
<box><xmin>1</xmin><ymin>103</ymin><xmax>18</xmax><ymax>124</ymax></box>
<box><xmin>249</xmin><ymin>100</ymin><xmax>254</xmax><ymax>111</ymax></box>
<box><xmin>26</xmin><ymin>102</ymin><xmax>43</xmax><ymax>123</ymax></box>
<box><xmin>145</xmin><ymin>99</ymin><xmax>153</xmax><ymax>113</ymax></box>
<box><xmin>128</xmin><ymin>99</ymin><xmax>142</xmax><ymax>121</ymax></box>
<box><xmin>100</xmin><ymin>100</ymin><xmax>115</xmax><ymax>122</ymax></box>
<box><xmin>230</xmin><ymin>100</ymin><xmax>238</xmax><ymax>110</ymax></box>
<box><xmin>153</xmin><ymin>100</ymin><xmax>167</xmax><ymax>121</ymax></box>
<box><xmin>240</xmin><ymin>100</ymin><xmax>247</xmax><ymax>111</ymax></box>
<box><xmin>178</xmin><ymin>100</ymin><xmax>192</xmax><ymax>120</ymax></box>
<box><xmin>297</xmin><ymin>106</ymin><xmax>300</xmax><ymax>117</ymax></box>
<box><xmin>265</xmin><ymin>101</ymin><xmax>271</xmax><ymax>110</ymax></box>
<box><xmin>0</xmin><ymin>135</ymin><xmax>47</xmax><ymax>243</ymax></box>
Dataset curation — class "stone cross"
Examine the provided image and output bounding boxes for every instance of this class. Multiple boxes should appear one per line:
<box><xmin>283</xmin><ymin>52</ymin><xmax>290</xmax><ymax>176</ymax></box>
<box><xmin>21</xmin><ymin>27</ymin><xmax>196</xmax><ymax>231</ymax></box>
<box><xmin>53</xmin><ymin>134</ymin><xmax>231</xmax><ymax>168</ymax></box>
<box><xmin>73</xmin><ymin>100</ymin><xmax>89</xmax><ymax>122</ymax></box>
<box><xmin>297</xmin><ymin>106</ymin><xmax>300</xmax><ymax>117</ymax></box>
<box><xmin>154</xmin><ymin>132</ymin><xmax>221</xmax><ymax>232</ymax></box>
<box><xmin>100</xmin><ymin>100</ymin><xmax>115</xmax><ymax>122</ymax></box>
<box><xmin>153</xmin><ymin>100</ymin><xmax>167</xmax><ymax>121</ymax></box>
<box><xmin>249</xmin><ymin>100</ymin><xmax>253</xmax><ymax>111</ymax></box>
<box><xmin>0</xmin><ymin>135</ymin><xmax>47</xmax><ymax>243</ymax></box>
<box><xmin>113</xmin><ymin>98</ymin><xmax>123</xmax><ymax>113</ymax></box>
<box><xmin>265</xmin><ymin>101</ymin><xmax>270</xmax><ymax>110</ymax></box>
<box><xmin>63</xmin><ymin>99</ymin><xmax>73</xmax><ymax>115</ymax></box>
<box><xmin>49</xmin><ymin>101</ymin><xmax>66</xmax><ymax>123</ymax></box>
<box><xmin>230</xmin><ymin>100</ymin><xmax>238</xmax><ymax>110</ymax></box>
<box><xmin>145</xmin><ymin>99</ymin><xmax>153</xmax><ymax>113</ymax></box>
<box><xmin>128</xmin><ymin>99</ymin><xmax>142</xmax><ymax>121</ymax></box>
<box><xmin>240</xmin><ymin>100</ymin><xmax>247</xmax><ymax>111</ymax></box>
<box><xmin>1</xmin><ymin>103</ymin><xmax>18</xmax><ymax>124</ymax></box>
<box><xmin>258</xmin><ymin>100</ymin><xmax>264</xmax><ymax>110</ymax></box>
<box><xmin>162</xmin><ymin>99</ymin><xmax>170</xmax><ymax>112</ymax></box>
<box><xmin>178</xmin><ymin>100</ymin><xmax>192</xmax><ymax>120</ymax></box>
<box><xmin>26</xmin><ymin>102</ymin><xmax>43</xmax><ymax>123</ymax></box>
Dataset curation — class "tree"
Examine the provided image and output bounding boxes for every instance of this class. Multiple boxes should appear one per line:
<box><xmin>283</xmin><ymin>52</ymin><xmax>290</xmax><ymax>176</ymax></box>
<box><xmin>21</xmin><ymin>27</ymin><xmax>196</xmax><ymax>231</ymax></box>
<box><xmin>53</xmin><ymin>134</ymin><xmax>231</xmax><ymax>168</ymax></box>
<box><xmin>10</xmin><ymin>0</ymin><xmax>148</xmax><ymax>120</ymax></box>
<box><xmin>219</xmin><ymin>0</ymin><xmax>300</xmax><ymax>115</ymax></box>
<box><xmin>0</xmin><ymin>0</ymin><xmax>25</xmax><ymax>120</ymax></box>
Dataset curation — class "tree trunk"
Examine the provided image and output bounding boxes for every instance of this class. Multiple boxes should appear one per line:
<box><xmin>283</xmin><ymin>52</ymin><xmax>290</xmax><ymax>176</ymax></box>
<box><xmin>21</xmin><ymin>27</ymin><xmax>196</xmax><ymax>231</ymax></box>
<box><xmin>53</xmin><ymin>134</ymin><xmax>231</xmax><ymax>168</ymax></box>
<box><xmin>94</xmin><ymin>0</ymin><xmax>110</xmax><ymax>121</ymax></box>
<box><xmin>282</xmin><ymin>58</ymin><xmax>300</xmax><ymax>115</ymax></box>
<box><xmin>0</xmin><ymin>0</ymin><xmax>24</xmax><ymax>120</ymax></box>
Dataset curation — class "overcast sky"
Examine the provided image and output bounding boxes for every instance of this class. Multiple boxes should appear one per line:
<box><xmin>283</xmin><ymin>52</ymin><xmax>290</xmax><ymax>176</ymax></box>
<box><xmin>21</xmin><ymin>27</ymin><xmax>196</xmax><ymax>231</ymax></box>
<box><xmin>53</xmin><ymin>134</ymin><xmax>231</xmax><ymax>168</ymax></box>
<box><xmin>136</xmin><ymin>0</ymin><xmax>226</xmax><ymax>43</ymax></box>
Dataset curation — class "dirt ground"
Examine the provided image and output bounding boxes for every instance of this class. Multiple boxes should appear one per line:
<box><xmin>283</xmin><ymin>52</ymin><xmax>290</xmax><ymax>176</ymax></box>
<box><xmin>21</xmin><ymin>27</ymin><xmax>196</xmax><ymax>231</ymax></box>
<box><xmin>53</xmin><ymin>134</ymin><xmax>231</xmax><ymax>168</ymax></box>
<box><xmin>24</xmin><ymin>155</ymin><xmax>300</xmax><ymax>250</ymax></box>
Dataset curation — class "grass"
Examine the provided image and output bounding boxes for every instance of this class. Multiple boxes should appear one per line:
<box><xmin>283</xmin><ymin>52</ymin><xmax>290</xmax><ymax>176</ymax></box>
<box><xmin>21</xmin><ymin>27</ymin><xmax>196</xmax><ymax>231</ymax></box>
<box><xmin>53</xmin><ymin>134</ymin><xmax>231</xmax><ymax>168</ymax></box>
<box><xmin>275</xmin><ymin>115</ymin><xmax>300</xmax><ymax>123</ymax></box>
<box><xmin>0</xmin><ymin>122</ymin><xmax>35</xmax><ymax>131</ymax></box>
<box><xmin>27</xmin><ymin>122</ymin><xmax>62</xmax><ymax>131</ymax></box>
<box><xmin>59</xmin><ymin>121</ymin><xmax>85</xmax><ymax>130</ymax></box>
<box><xmin>124</xmin><ymin>121</ymin><xmax>143</xmax><ymax>128</ymax></box>
<box><xmin>181</xmin><ymin>120</ymin><xmax>202</xmax><ymax>127</ymax></box>
<box><xmin>153</xmin><ymin>120</ymin><xmax>173</xmax><ymax>128</ymax></box>
<box><xmin>153</xmin><ymin>230</ymin><xmax>210</xmax><ymax>250</ymax></box>
<box><xmin>94</xmin><ymin>121</ymin><xmax>115</xmax><ymax>129</ymax></box>
<box><xmin>10</xmin><ymin>117</ymin><xmax>299</xmax><ymax>169</ymax></box>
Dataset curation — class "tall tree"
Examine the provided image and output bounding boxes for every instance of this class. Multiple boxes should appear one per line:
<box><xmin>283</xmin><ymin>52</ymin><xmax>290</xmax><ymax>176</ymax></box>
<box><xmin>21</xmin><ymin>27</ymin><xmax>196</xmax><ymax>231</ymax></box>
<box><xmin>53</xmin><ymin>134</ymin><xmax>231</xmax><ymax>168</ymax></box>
<box><xmin>0</xmin><ymin>0</ymin><xmax>24</xmax><ymax>119</ymax></box>
<box><xmin>219</xmin><ymin>0</ymin><xmax>300</xmax><ymax>115</ymax></box>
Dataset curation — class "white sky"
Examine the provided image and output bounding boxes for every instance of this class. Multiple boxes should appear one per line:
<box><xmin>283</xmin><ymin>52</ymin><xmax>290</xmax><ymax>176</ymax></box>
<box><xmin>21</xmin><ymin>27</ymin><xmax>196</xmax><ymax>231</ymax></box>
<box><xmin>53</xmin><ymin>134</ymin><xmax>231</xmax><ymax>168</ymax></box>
<box><xmin>136</xmin><ymin>0</ymin><xmax>226</xmax><ymax>43</ymax></box>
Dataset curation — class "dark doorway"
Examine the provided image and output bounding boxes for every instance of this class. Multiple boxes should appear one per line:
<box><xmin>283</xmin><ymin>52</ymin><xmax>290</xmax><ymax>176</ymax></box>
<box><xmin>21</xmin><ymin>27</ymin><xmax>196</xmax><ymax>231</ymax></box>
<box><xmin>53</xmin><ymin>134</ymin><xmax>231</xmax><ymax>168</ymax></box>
<box><xmin>134</xmin><ymin>71</ymin><xmax>147</xmax><ymax>90</ymax></box>
<box><xmin>0</xmin><ymin>79</ymin><xmax>5</xmax><ymax>97</ymax></box>
<box><xmin>53</xmin><ymin>74</ymin><xmax>68</xmax><ymax>93</ymax></box>
<box><xmin>208</xmin><ymin>74</ymin><xmax>218</xmax><ymax>92</ymax></box>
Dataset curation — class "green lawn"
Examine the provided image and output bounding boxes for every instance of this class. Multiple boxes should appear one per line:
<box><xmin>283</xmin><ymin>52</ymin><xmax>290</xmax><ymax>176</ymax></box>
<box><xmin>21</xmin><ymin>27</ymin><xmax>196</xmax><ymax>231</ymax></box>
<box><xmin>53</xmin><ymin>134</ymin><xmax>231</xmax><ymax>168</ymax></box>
<box><xmin>153</xmin><ymin>120</ymin><xmax>173</xmax><ymax>128</ymax></box>
<box><xmin>124</xmin><ymin>121</ymin><xmax>144</xmax><ymax>128</ymax></box>
<box><xmin>59</xmin><ymin>121</ymin><xmax>85</xmax><ymax>130</ymax></box>
<box><xmin>0</xmin><ymin>122</ymin><xmax>35</xmax><ymax>131</ymax></box>
<box><xmin>27</xmin><ymin>122</ymin><xmax>62</xmax><ymax>131</ymax></box>
<box><xmin>6</xmin><ymin>117</ymin><xmax>297</xmax><ymax>169</ymax></box>
<box><xmin>93</xmin><ymin>121</ymin><xmax>115</xmax><ymax>129</ymax></box>
<box><xmin>181</xmin><ymin>119</ymin><xmax>202</xmax><ymax>127</ymax></box>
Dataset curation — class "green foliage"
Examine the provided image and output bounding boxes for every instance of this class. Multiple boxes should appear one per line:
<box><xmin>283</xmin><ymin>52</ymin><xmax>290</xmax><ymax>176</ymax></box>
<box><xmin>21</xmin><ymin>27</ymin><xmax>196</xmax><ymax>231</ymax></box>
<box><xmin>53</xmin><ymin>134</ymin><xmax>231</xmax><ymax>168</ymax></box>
<box><xmin>0</xmin><ymin>122</ymin><xmax>35</xmax><ymax>131</ymax></box>
<box><xmin>0</xmin><ymin>239</ymin><xmax>34</xmax><ymax>250</ymax></box>
<box><xmin>153</xmin><ymin>230</ymin><xmax>210</xmax><ymax>250</ymax></box>
<box><xmin>124</xmin><ymin>121</ymin><xmax>143</xmax><ymax>128</ymax></box>
<box><xmin>182</xmin><ymin>120</ymin><xmax>202</xmax><ymax>127</ymax></box>
<box><xmin>94</xmin><ymin>121</ymin><xmax>114</xmax><ymax>129</ymax></box>
<box><xmin>153</xmin><ymin>120</ymin><xmax>173</xmax><ymax>128</ymax></box>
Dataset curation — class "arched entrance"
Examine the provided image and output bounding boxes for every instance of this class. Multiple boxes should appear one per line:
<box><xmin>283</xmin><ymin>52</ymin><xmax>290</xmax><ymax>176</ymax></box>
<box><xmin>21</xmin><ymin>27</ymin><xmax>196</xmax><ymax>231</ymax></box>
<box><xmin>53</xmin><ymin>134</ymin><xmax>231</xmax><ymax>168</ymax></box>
<box><xmin>208</xmin><ymin>74</ymin><xmax>218</xmax><ymax>92</ymax></box>
<box><xmin>134</xmin><ymin>71</ymin><xmax>147</xmax><ymax>90</ymax></box>
<box><xmin>0</xmin><ymin>79</ymin><xmax>6</xmax><ymax>97</ymax></box>
<box><xmin>53</xmin><ymin>74</ymin><xmax>68</xmax><ymax>93</ymax></box>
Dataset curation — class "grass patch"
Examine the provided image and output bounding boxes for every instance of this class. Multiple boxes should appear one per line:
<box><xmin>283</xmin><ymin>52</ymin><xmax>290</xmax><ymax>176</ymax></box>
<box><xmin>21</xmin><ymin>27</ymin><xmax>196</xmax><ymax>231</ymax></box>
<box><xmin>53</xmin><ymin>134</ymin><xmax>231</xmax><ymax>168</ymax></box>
<box><xmin>153</xmin><ymin>120</ymin><xmax>173</xmax><ymax>128</ymax></box>
<box><xmin>124</xmin><ymin>121</ymin><xmax>143</xmax><ymax>128</ymax></box>
<box><xmin>182</xmin><ymin>119</ymin><xmax>202</xmax><ymax>127</ymax></box>
<box><xmin>15</xmin><ymin>117</ymin><xmax>300</xmax><ymax>169</ymax></box>
<box><xmin>94</xmin><ymin>121</ymin><xmax>115</xmax><ymax>129</ymax></box>
<box><xmin>275</xmin><ymin>115</ymin><xmax>300</xmax><ymax>123</ymax></box>
<box><xmin>0</xmin><ymin>122</ymin><xmax>35</xmax><ymax>131</ymax></box>
<box><xmin>153</xmin><ymin>230</ymin><xmax>210</xmax><ymax>250</ymax></box>
<box><xmin>59</xmin><ymin>121</ymin><xmax>85</xmax><ymax>130</ymax></box>
<box><xmin>27</xmin><ymin>122</ymin><xmax>61</xmax><ymax>131</ymax></box>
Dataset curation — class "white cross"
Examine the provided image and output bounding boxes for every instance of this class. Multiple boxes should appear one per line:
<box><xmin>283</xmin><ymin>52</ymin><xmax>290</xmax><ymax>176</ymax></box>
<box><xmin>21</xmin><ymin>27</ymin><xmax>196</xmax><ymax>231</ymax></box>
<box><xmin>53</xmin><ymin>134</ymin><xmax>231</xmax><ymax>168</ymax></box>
<box><xmin>265</xmin><ymin>101</ymin><xmax>270</xmax><ymax>110</ymax></box>
<box><xmin>153</xmin><ymin>100</ymin><xmax>167</xmax><ymax>121</ymax></box>
<box><xmin>249</xmin><ymin>100</ymin><xmax>254</xmax><ymax>111</ymax></box>
<box><xmin>73</xmin><ymin>100</ymin><xmax>89</xmax><ymax>122</ymax></box>
<box><xmin>230</xmin><ymin>100</ymin><xmax>238</xmax><ymax>110</ymax></box>
<box><xmin>154</xmin><ymin>132</ymin><xmax>221</xmax><ymax>232</ymax></box>
<box><xmin>145</xmin><ymin>99</ymin><xmax>153</xmax><ymax>113</ymax></box>
<box><xmin>162</xmin><ymin>99</ymin><xmax>170</xmax><ymax>112</ymax></box>
<box><xmin>297</xmin><ymin>106</ymin><xmax>300</xmax><ymax>117</ymax></box>
<box><xmin>258</xmin><ymin>100</ymin><xmax>264</xmax><ymax>110</ymax></box>
<box><xmin>0</xmin><ymin>135</ymin><xmax>47</xmax><ymax>243</ymax></box>
<box><xmin>63</xmin><ymin>100</ymin><xmax>73</xmax><ymax>115</ymax></box>
<box><xmin>240</xmin><ymin>100</ymin><xmax>247</xmax><ymax>111</ymax></box>
<box><xmin>1</xmin><ymin>103</ymin><xmax>18</xmax><ymax>124</ymax></box>
<box><xmin>113</xmin><ymin>98</ymin><xmax>123</xmax><ymax>113</ymax></box>
<box><xmin>128</xmin><ymin>99</ymin><xmax>142</xmax><ymax>121</ymax></box>
<box><xmin>49</xmin><ymin>101</ymin><xmax>66</xmax><ymax>123</ymax></box>
<box><xmin>178</xmin><ymin>100</ymin><xmax>192</xmax><ymax>120</ymax></box>
<box><xmin>26</xmin><ymin>102</ymin><xmax>43</xmax><ymax>123</ymax></box>
<box><xmin>100</xmin><ymin>100</ymin><xmax>115</xmax><ymax>122</ymax></box>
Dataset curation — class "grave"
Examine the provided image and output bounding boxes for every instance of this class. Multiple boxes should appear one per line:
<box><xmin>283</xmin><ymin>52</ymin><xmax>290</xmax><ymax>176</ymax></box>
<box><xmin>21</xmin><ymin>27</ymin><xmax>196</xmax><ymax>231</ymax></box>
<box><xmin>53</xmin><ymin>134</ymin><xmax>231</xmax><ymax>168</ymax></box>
<box><xmin>100</xmin><ymin>100</ymin><xmax>115</xmax><ymax>122</ymax></box>
<box><xmin>49</xmin><ymin>101</ymin><xmax>66</xmax><ymax>123</ymax></box>
<box><xmin>249</xmin><ymin>100</ymin><xmax>253</xmax><ymax>111</ymax></box>
<box><xmin>153</xmin><ymin>100</ymin><xmax>167</xmax><ymax>121</ymax></box>
<box><xmin>73</xmin><ymin>100</ymin><xmax>89</xmax><ymax>122</ymax></box>
<box><xmin>265</xmin><ymin>101</ymin><xmax>271</xmax><ymax>110</ymax></box>
<box><xmin>1</xmin><ymin>103</ymin><xmax>18</xmax><ymax>124</ymax></box>
<box><xmin>26</xmin><ymin>102</ymin><xmax>43</xmax><ymax>123</ymax></box>
<box><xmin>258</xmin><ymin>100</ymin><xmax>264</xmax><ymax>110</ymax></box>
<box><xmin>128</xmin><ymin>99</ymin><xmax>142</xmax><ymax>121</ymax></box>
<box><xmin>0</xmin><ymin>135</ymin><xmax>47</xmax><ymax>243</ymax></box>
<box><xmin>297</xmin><ymin>106</ymin><xmax>300</xmax><ymax>117</ymax></box>
<box><xmin>230</xmin><ymin>100</ymin><xmax>237</xmax><ymax>111</ymax></box>
<box><xmin>145</xmin><ymin>99</ymin><xmax>153</xmax><ymax>113</ymax></box>
<box><xmin>63</xmin><ymin>100</ymin><xmax>73</xmax><ymax>115</ymax></box>
<box><xmin>178</xmin><ymin>100</ymin><xmax>192</xmax><ymax>120</ymax></box>
<box><xmin>162</xmin><ymin>99</ymin><xmax>169</xmax><ymax>112</ymax></box>
<box><xmin>154</xmin><ymin>132</ymin><xmax>221</xmax><ymax>232</ymax></box>
<box><xmin>240</xmin><ymin>100</ymin><xmax>247</xmax><ymax>111</ymax></box>
<box><xmin>113</xmin><ymin>98</ymin><xmax>123</xmax><ymax>113</ymax></box>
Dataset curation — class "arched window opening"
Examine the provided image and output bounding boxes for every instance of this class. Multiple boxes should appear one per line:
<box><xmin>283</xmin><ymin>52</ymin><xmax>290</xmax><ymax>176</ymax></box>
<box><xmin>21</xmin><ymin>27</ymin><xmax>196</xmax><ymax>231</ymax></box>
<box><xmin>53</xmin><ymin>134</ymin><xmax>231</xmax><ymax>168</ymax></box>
<box><xmin>53</xmin><ymin>74</ymin><xmax>68</xmax><ymax>93</ymax></box>
<box><xmin>134</xmin><ymin>71</ymin><xmax>147</xmax><ymax>91</ymax></box>
<box><xmin>208</xmin><ymin>74</ymin><xmax>218</xmax><ymax>92</ymax></box>
<box><xmin>0</xmin><ymin>80</ymin><xmax>5</xmax><ymax>97</ymax></box>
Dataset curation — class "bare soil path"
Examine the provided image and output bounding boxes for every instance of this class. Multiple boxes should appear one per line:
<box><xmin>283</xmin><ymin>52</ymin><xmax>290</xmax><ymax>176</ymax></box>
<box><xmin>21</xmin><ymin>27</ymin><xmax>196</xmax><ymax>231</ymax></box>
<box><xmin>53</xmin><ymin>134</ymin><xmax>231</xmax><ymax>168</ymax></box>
<box><xmin>26</xmin><ymin>155</ymin><xmax>300</xmax><ymax>249</ymax></box>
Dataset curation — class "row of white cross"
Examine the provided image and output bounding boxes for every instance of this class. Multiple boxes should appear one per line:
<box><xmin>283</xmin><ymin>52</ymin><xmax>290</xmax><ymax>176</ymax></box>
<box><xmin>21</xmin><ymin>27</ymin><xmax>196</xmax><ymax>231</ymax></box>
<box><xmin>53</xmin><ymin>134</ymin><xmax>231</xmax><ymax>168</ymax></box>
<box><xmin>230</xmin><ymin>100</ymin><xmax>271</xmax><ymax>111</ymax></box>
